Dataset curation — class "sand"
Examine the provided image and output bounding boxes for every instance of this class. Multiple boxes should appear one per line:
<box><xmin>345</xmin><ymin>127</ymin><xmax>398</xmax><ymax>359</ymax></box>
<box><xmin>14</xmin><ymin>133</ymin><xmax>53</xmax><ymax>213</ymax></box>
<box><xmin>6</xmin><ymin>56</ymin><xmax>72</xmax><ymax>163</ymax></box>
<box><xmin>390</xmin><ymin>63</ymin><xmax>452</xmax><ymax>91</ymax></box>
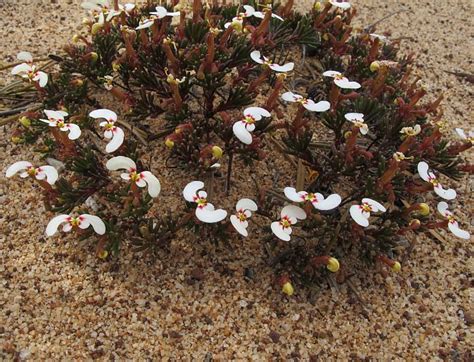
<box><xmin>0</xmin><ymin>0</ymin><xmax>473</xmax><ymax>359</ymax></box>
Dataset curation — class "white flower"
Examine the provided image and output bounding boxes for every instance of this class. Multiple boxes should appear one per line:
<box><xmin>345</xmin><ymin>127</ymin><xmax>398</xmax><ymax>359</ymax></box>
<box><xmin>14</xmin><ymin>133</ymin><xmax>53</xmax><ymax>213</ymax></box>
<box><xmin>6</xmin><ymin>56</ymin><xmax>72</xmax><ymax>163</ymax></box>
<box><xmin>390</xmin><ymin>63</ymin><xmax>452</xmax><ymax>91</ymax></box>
<box><xmin>250</xmin><ymin>51</ymin><xmax>294</xmax><ymax>73</ymax></box>
<box><xmin>39</xmin><ymin>110</ymin><xmax>81</xmax><ymax>140</ymax></box>
<box><xmin>323</xmin><ymin>70</ymin><xmax>361</xmax><ymax>90</ymax></box>
<box><xmin>369</xmin><ymin>33</ymin><xmax>388</xmax><ymax>42</ymax></box>
<box><xmin>89</xmin><ymin>109</ymin><xmax>125</xmax><ymax>153</ymax></box>
<box><xmin>81</xmin><ymin>0</ymin><xmax>110</xmax><ymax>12</ymax></box>
<box><xmin>284</xmin><ymin>187</ymin><xmax>341</xmax><ymax>211</ymax></box>
<box><xmin>230</xmin><ymin>198</ymin><xmax>258</xmax><ymax>237</ymax></box>
<box><xmin>6</xmin><ymin>161</ymin><xmax>58</xmax><ymax>185</ymax></box>
<box><xmin>135</xmin><ymin>6</ymin><xmax>180</xmax><ymax>30</ymax></box>
<box><xmin>271</xmin><ymin>205</ymin><xmax>307</xmax><ymax>241</ymax></box>
<box><xmin>106</xmin><ymin>3</ymin><xmax>135</xmax><ymax>21</ymax></box>
<box><xmin>233</xmin><ymin>106</ymin><xmax>271</xmax><ymax>145</ymax></box>
<box><xmin>281</xmin><ymin>92</ymin><xmax>330</xmax><ymax>112</ymax></box>
<box><xmin>345</xmin><ymin>113</ymin><xmax>368</xmax><ymax>135</ymax></box>
<box><xmin>106</xmin><ymin>156</ymin><xmax>161</xmax><ymax>198</ymax></box>
<box><xmin>329</xmin><ymin>1</ymin><xmax>351</xmax><ymax>10</ymax></box>
<box><xmin>350</xmin><ymin>198</ymin><xmax>386</xmax><ymax>227</ymax></box>
<box><xmin>11</xmin><ymin>52</ymin><xmax>48</xmax><ymax>88</ymax></box>
<box><xmin>224</xmin><ymin>5</ymin><xmax>283</xmax><ymax>29</ymax></box>
<box><xmin>455</xmin><ymin>128</ymin><xmax>473</xmax><ymax>144</ymax></box>
<box><xmin>417</xmin><ymin>161</ymin><xmax>457</xmax><ymax>200</ymax></box>
<box><xmin>183</xmin><ymin>181</ymin><xmax>228</xmax><ymax>223</ymax></box>
<box><xmin>46</xmin><ymin>214</ymin><xmax>106</xmax><ymax>236</ymax></box>
<box><xmin>400</xmin><ymin>125</ymin><xmax>421</xmax><ymax>137</ymax></box>
<box><xmin>437</xmin><ymin>202</ymin><xmax>470</xmax><ymax>240</ymax></box>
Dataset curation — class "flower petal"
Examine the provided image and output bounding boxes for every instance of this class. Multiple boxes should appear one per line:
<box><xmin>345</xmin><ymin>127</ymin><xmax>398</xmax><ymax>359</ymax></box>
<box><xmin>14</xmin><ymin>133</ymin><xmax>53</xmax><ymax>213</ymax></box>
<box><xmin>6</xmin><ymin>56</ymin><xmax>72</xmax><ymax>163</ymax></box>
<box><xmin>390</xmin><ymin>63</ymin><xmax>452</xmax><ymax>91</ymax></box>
<box><xmin>6</xmin><ymin>161</ymin><xmax>32</xmax><ymax>177</ymax></box>
<box><xmin>44</xmin><ymin>109</ymin><xmax>68</xmax><ymax>120</ymax></box>
<box><xmin>281</xmin><ymin>205</ymin><xmax>306</xmax><ymax>220</ymax></box>
<box><xmin>417</xmin><ymin>161</ymin><xmax>431</xmax><ymax>182</ymax></box>
<box><xmin>81</xmin><ymin>214</ymin><xmax>106</xmax><ymax>235</ymax></box>
<box><xmin>454</xmin><ymin>128</ymin><xmax>467</xmax><ymax>140</ymax></box>
<box><xmin>433</xmin><ymin>184</ymin><xmax>457</xmax><ymax>200</ymax></box>
<box><xmin>335</xmin><ymin>78</ymin><xmax>361</xmax><ymax>89</ymax></box>
<box><xmin>329</xmin><ymin>1</ymin><xmax>351</xmax><ymax>10</ymax></box>
<box><xmin>233</xmin><ymin>121</ymin><xmax>253</xmax><ymax>145</ymax></box>
<box><xmin>350</xmin><ymin>205</ymin><xmax>369</xmax><ymax>227</ymax></box>
<box><xmin>315</xmin><ymin>193</ymin><xmax>342</xmax><ymax>211</ymax></box>
<box><xmin>269</xmin><ymin>62</ymin><xmax>294</xmax><ymax>72</ymax></box>
<box><xmin>105</xmin><ymin>127</ymin><xmax>124</xmax><ymax>153</ymax></box>
<box><xmin>437</xmin><ymin>201</ymin><xmax>450</xmax><ymax>216</ymax></box>
<box><xmin>243</xmin><ymin>106</ymin><xmax>270</xmax><ymax>120</ymax></box>
<box><xmin>271</xmin><ymin>221</ymin><xmax>291</xmax><ymax>241</ymax></box>
<box><xmin>17</xmin><ymin>51</ymin><xmax>33</xmax><ymax>62</ymax></box>
<box><xmin>362</xmin><ymin>198</ymin><xmax>386</xmax><ymax>212</ymax></box>
<box><xmin>284</xmin><ymin>187</ymin><xmax>305</xmax><ymax>203</ymax></box>
<box><xmin>11</xmin><ymin>63</ymin><xmax>31</xmax><ymax>75</ymax></box>
<box><xmin>65</xmin><ymin>123</ymin><xmax>81</xmax><ymax>140</ymax></box>
<box><xmin>46</xmin><ymin>214</ymin><xmax>70</xmax><ymax>236</ymax></box>
<box><xmin>183</xmin><ymin>181</ymin><xmax>204</xmax><ymax>202</ymax></box>
<box><xmin>236</xmin><ymin>198</ymin><xmax>258</xmax><ymax>212</ymax></box>
<box><xmin>322</xmin><ymin>70</ymin><xmax>341</xmax><ymax>78</ymax></box>
<box><xmin>195</xmin><ymin>204</ymin><xmax>227</xmax><ymax>223</ymax></box>
<box><xmin>304</xmin><ymin>100</ymin><xmax>330</xmax><ymax>112</ymax></box>
<box><xmin>142</xmin><ymin>171</ymin><xmax>161</xmax><ymax>197</ymax></box>
<box><xmin>250</xmin><ymin>50</ymin><xmax>264</xmax><ymax>64</ymax></box>
<box><xmin>243</xmin><ymin>5</ymin><xmax>255</xmax><ymax>17</ymax></box>
<box><xmin>230</xmin><ymin>215</ymin><xmax>248</xmax><ymax>237</ymax></box>
<box><xmin>272</xmin><ymin>13</ymin><xmax>284</xmax><ymax>21</ymax></box>
<box><xmin>33</xmin><ymin>71</ymin><xmax>48</xmax><ymax>87</ymax></box>
<box><xmin>38</xmin><ymin>165</ymin><xmax>59</xmax><ymax>185</ymax></box>
<box><xmin>89</xmin><ymin>108</ymin><xmax>118</xmax><ymax>121</ymax></box>
<box><xmin>281</xmin><ymin>91</ymin><xmax>301</xmax><ymax>103</ymax></box>
<box><xmin>344</xmin><ymin>113</ymin><xmax>364</xmax><ymax>122</ymax></box>
<box><xmin>136</xmin><ymin>19</ymin><xmax>154</xmax><ymax>30</ymax></box>
<box><xmin>448</xmin><ymin>221</ymin><xmax>470</xmax><ymax>240</ymax></box>
<box><xmin>106</xmin><ymin>156</ymin><xmax>136</xmax><ymax>171</ymax></box>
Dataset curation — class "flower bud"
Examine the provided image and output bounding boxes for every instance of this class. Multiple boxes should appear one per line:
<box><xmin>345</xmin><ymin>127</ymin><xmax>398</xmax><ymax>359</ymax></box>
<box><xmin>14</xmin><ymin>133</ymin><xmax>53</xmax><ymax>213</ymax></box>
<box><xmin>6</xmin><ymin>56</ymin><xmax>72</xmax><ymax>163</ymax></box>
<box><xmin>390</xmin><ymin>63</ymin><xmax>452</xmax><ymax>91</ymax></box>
<box><xmin>97</xmin><ymin>249</ymin><xmax>108</xmax><ymax>259</ymax></box>
<box><xmin>165</xmin><ymin>138</ymin><xmax>175</xmax><ymax>149</ymax></box>
<box><xmin>391</xmin><ymin>261</ymin><xmax>401</xmax><ymax>272</ymax></box>
<box><xmin>112</xmin><ymin>62</ymin><xmax>121</xmax><ymax>72</ymax></box>
<box><xmin>19</xmin><ymin>116</ymin><xmax>31</xmax><ymax>128</ymax></box>
<box><xmin>72</xmin><ymin>34</ymin><xmax>81</xmax><ymax>43</ymax></box>
<box><xmin>344</xmin><ymin>131</ymin><xmax>352</xmax><ymax>139</ymax></box>
<box><xmin>89</xmin><ymin>52</ymin><xmax>98</xmax><ymax>63</ymax></box>
<box><xmin>11</xmin><ymin>136</ymin><xmax>24</xmax><ymax>144</ymax></box>
<box><xmin>418</xmin><ymin>203</ymin><xmax>430</xmax><ymax>216</ymax></box>
<box><xmin>327</xmin><ymin>257</ymin><xmax>340</xmax><ymax>273</ymax></box>
<box><xmin>409</xmin><ymin>219</ymin><xmax>421</xmax><ymax>229</ymax></box>
<box><xmin>370</xmin><ymin>61</ymin><xmax>380</xmax><ymax>72</ymax></box>
<box><xmin>211</xmin><ymin>146</ymin><xmax>223</xmax><ymax>159</ymax></box>
<box><xmin>313</xmin><ymin>2</ymin><xmax>322</xmax><ymax>11</ymax></box>
<box><xmin>91</xmin><ymin>22</ymin><xmax>103</xmax><ymax>35</ymax></box>
<box><xmin>282</xmin><ymin>282</ymin><xmax>294</xmax><ymax>296</ymax></box>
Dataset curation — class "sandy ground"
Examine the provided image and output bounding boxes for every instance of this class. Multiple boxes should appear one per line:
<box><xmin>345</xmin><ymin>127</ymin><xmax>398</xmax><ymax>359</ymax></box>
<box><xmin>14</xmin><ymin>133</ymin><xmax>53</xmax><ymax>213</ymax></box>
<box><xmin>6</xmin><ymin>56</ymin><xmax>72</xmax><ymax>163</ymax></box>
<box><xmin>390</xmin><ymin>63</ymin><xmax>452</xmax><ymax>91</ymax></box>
<box><xmin>1</xmin><ymin>0</ymin><xmax>473</xmax><ymax>360</ymax></box>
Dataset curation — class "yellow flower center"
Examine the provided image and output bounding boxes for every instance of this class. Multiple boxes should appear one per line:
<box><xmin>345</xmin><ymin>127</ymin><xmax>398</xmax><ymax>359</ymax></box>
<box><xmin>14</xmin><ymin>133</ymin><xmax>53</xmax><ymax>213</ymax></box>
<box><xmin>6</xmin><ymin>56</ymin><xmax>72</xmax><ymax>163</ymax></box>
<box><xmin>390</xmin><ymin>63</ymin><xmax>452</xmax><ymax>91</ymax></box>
<box><xmin>361</xmin><ymin>203</ymin><xmax>372</xmax><ymax>213</ymax></box>
<box><xmin>237</xmin><ymin>210</ymin><xmax>247</xmax><ymax>222</ymax></box>
<box><xmin>243</xmin><ymin>116</ymin><xmax>256</xmax><ymax>125</ymax></box>
<box><xmin>280</xmin><ymin>216</ymin><xmax>292</xmax><ymax>229</ymax></box>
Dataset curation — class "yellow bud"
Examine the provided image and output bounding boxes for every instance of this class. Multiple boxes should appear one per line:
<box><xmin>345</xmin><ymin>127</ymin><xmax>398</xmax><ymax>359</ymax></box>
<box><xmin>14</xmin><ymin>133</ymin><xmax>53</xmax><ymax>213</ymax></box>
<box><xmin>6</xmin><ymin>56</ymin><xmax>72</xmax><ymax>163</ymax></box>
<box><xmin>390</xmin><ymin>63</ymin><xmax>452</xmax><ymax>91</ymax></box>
<box><xmin>322</xmin><ymin>33</ymin><xmax>329</xmax><ymax>41</ymax></box>
<box><xmin>211</xmin><ymin>146</ymin><xmax>223</xmax><ymax>159</ymax></box>
<box><xmin>91</xmin><ymin>22</ymin><xmax>103</xmax><ymax>35</ymax></box>
<box><xmin>313</xmin><ymin>2</ymin><xmax>322</xmax><ymax>11</ymax></box>
<box><xmin>165</xmin><ymin>138</ymin><xmax>175</xmax><ymax>149</ymax></box>
<box><xmin>282</xmin><ymin>282</ymin><xmax>294</xmax><ymax>296</ymax></box>
<box><xmin>327</xmin><ymin>257</ymin><xmax>340</xmax><ymax>273</ymax></box>
<box><xmin>409</xmin><ymin>219</ymin><xmax>421</xmax><ymax>229</ymax></box>
<box><xmin>112</xmin><ymin>62</ymin><xmax>121</xmax><ymax>72</ymax></box>
<box><xmin>90</xmin><ymin>52</ymin><xmax>98</xmax><ymax>63</ymax></box>
<box><xmin>391</xmin><ymin>261</ymin><xmax>401</xmax><ymax>272</ymax></box>
<box><xmin>72</xmin><ymin>34</ymin><xmax>81</xmax><ymax>43</ymax></box>
<box><xmin>370</xmin><ymin>61</ymin><xmax>380</xmax><ymax>73</ymax></box>
<box><xmin>418</xmin><ymin>203</ymin><xmax>430</xmax><ymax>216</ymax></box>
<box><xmin>344</xmin><ymin>131</ymin><xmax>352</xmax><ymax>139</ymax></box>
<box><xmin>19</xmin><ymin>116</ymin><xmax>31</xmax><ymax>128</ymax></box>
<box><xmin>11</xmin><ymin>136</ymin><xmax>24</xmax><ymax>144</ymax></box>
<box><xmin>97</xmin><ymin>249</ymin><xmax>108</xmax><ymax>259</ymax></box>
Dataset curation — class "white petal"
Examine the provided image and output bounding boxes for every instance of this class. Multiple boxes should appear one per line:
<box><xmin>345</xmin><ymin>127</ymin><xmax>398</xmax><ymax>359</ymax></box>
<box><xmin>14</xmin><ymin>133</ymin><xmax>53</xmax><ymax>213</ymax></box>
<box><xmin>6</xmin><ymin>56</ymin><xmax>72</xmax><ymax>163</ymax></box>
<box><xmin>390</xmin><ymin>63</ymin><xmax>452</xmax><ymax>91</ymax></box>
<box><xmin>142</xmin><ymin>171</ymin><xmax>161</xmax><ymax>198</ymax></box>
<box><xmin>62</xmin><ymin>223</ymin><xmax>73</xmax><ymax>232</ymax></box>
<box><xmin>437</xmin><ymin>201</ymin><xmax>450</xmax><ymax>216</ymax></box>
<box><xmin>17</xmin><ymin>51</ymin><xmax>33</xmax><ymax>62</ymax></box>
<box><xmin>11</xmin><ymin>63</ymin><xmax>31</xmax><ymax>75</ymax></box>
<box><xmin>335</xmin><ymin>78</ymin><xmax>361</xmax><ymax>89</ymax></box>
<box><xmin>417</xmin><ymin>161</ymin><xmax>431</xmax><ymax>182</ymax></box>
<box><xmin>46</xmin><ymin>214</ymin><xmax>70</xmax><ymax>236</ymax></box>
<box><xmin>230</xmin><ymin>215</ymin><xmax>248</xmax><ymax>237</ymax></box>
<box><xmin>120</xmin><ymin>173</ymin><xmax>131</xmax><ymax>180</ymax></box>
<box><xmin>304</xmin><ymin>100</ymin><xmax>330</xmax><ymax>112</ymax></box>
<box><xmin>272</xmin><ymin>14</ymin><xmax>284</xmax><ymax>21</ymax></box>
<box><xmin>105</xmin><ymin>127</ymin><xmax>124</xmax><ymax>153</ymax></box>
<box><xmin>103</xmin><ymin>129</ymin><xmax>113</xmax><ymax>139</ymax></box>
<box><xmin>6</xmin><ymin>161</ymin><xmax>32</xmax><ymax>177</ymax></box>
<box><xmin>236</xmin><ymin>198</ymin><xmax>258</xmax><ymax>212</ymax></box>
<box><xmin>322</xmin><ymin>70</ymin><xmax>341</xmax><ymax>78</ymax></box>
<box><xmin>243</xmin><ymin>106</ymin><xmax>270</xmax><ymax>120</ymax></box>
<box><xmin>243</xmin><ymin>5</ymin><xmax>255</xmax><ymax>17</ymax></box>
<box><xmin>195</xmin><ymin>204</ymin><xmax>227</xmax><ymax>223</ymax></box>
<box><xmin>330</xmin><ymin>1</ymin><xmax>351</xmax><ymax>10</ymax></box>
<box><xmin>37</xmin><ymin>166</ymin><xmax>58</xmax><ymax>185</ymax></box>
<box><xmin>33</xmin><ymin>71</ymin><xmax>48</xmax><ymax>87</ymax></box>
<box><xmin>269</xmin><ymin>62</ymin><xmax>294</xmax><ymax>72</ymax></box>
<box><xmin>350</xmin><ymin>205</ymin><xmax>370</xmax><ymax>227</ymax></box>
<box><xmin>344</xmin><ymin>113</ymin><xmax>365</xmax><ymax>122</ymax></box>
<box><xmin>281</xmin><ymin>205</ymin><xmax>306</xmax><ymax>220</ymax></box>
<box><xmin>271</xmin><ymin>221</ymin><xmax>291</xmax><ymax>241</ymax></box>
<box><xmin>448</xmin><ymin>221</ymin><xmax>470</xmax><ymax>240</ymax></box>
<box><xmin>281</xmin><ymin>92</ymin><xmax>301</xmax><ymax>103</ymax></box>
<box><xmin>433</xmin><ymin>184</ymin><xmax>457</xmax><ymax>200</ymax></box>
<box><xmin>65</xmin><ymin>123</ymin><xmax>81</xmax><ymax>140</ymax></box>
<box><xmin>44</xmin><ymin>109</ymin><xmax>68</xmax><ymax>120</ymax></box>
<box><xmin>362</xmin><ymin>198</ymin><xmax>386</xmax><ymax>212</ymax></box>
<box><xmin>135</xmin><ymin>178</ymin><xmax>147</xmax><ymax>188</ymax></box>
<box><xmin>183</xmin><ymin>181</ymin><xmax>204</xmax><ymax>202</ymax></box>
<box><xmin>80</xmin><ymin>214</ymin><xmax>106</xmax><ymax>235</ymax></box>
<box><xmin>246</xmin><ymin>123</ymin><xmax>256</xmax><ymax>132</ymax></box>
<box><xmin>315</xmin><ymin>193</ymin><xmax>341</xmax><ymax>211</ymax></box>
<box><xmin>284</xmin><ymin>187</ymin><xmax>305</xmax><ymax>203</ymax></box>
<box><xmin>106</xmin><ymin>156</ymin><xmax>136</xmax><ymax>171</ymax></box>
<box><xmin>136</xmin><ymin>19</ymin><xmax>154</xmax><ymax>30</ymax></box>
<box><xmin>89</xmin><ymin>108</ymin><xmax>117</xmax><ymax>121</ymax></box>
<box><xmin>124</xmin><ymin>3</ymin><xmax>135</xmax><ymax>12</ymax></box>
<box><xmin>250</xmin><ymin>50</ymin><xmax>264</xmax><ymax>64</ymax></box>
<box><xmin>233</xmin><ymin>121</ymin><xmax>253</xmax><ymax>145</ymax></box>
<box><xmin>252</xmin><ymin>11</ymin><xmax>264</xmax><ymax>19</ymax></box>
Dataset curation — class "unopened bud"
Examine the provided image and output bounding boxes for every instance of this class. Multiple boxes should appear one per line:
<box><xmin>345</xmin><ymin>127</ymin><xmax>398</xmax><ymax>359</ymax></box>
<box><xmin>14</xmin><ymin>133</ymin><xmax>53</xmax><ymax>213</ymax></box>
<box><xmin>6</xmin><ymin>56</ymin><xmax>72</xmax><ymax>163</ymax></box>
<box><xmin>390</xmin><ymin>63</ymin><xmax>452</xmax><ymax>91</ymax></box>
<box><xmin>281</xmin><ymin>282</ymin><xmax>294</xmax><ymax>296</ymax></box>
<box><xmin>72</xmin><ymin>34</ymin><xmax>81</xmax><ymax>43</ymax></box>
<box><xmin>11</xmin><ymin>136</ymin><xmax>24</xmax><ymax>144</ymax></box>
<box><xmin>409</xmin><ymin>219</ymin><xmax>421</xmax><ymax>229</ymax></box>
<box><xmin>418</xmin><ymin>203</ymin><xmax>430</xmax><ymax>216</ymax></box>
<box><xmin>165</xmin><ymin>138</ymin><xmax>175</xmax><ymax>149</ymax></box>
<box><xmin>89</xmin><ymin>52</ymin><xmax>98</xmax><ymax>63</ymax></box>
<box><xmin>327</xmin><ymin>257</ymin><xmax>340</xmax><ymax>273</ymax></box>
<box><xmin>112</xmin><ymin>62</ymin><xmax>121</xmax><ymax>72</ymax></box>
<box><xmin>91</xmin><ymin>22</ymin><xmax>103</xmax><ymax>35</ymax></box>
<box><xmin>391</xmin><ymin>261</ymin><xmax>401</xmax><ymax>272</ymax></box>
<box><xmin>97</xmin><ymin>249</ymin><xmax>108</xmax><ymax>259</ymax></box>
<box><xmin>211</xmin><ymin>146</ymin><xmax>223</xmax><ymax>159</ymax></box>
<box><xmin>313</xmin><ymin>2</ymin><xmax>322</xmax><ymax>11</ymax></box>
<box><xmin>19</xmin><ymin>116</ymin><xmax>31</xmax><ymax>128</ymax></box>
<box><xmin>370</xmin><ymin>61</ymin><xmax>380</xmax><ymax>72</ymax></box>
<box><xmin>344</xmin><ymin>131</ymin><xmax>352</xmax><ymax>139</ymax></box>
